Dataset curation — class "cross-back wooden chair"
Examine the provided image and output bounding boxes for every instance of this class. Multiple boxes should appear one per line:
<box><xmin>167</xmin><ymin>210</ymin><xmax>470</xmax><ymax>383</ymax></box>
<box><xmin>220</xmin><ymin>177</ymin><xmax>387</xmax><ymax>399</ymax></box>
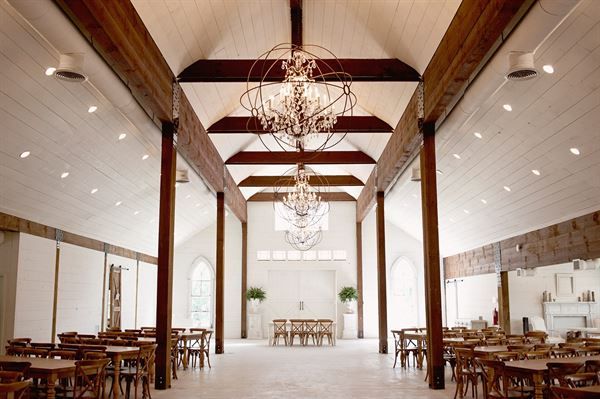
<box><xmin>289</xmin><ymin>320</ymin><xmax>305</xmax><ymax>346</ymax></box>
<box><xmin>304</xmin><ymin>321</ymin><xmax>319</xmax><ymax>346</ymax></box>
<box><xmin>454</xmin><ymin>347</ymin><xmax>483</xmax><ymax>399</ymax></box>
<box><xmin>0</xmin><ymin>371</ymin><xmax>24</xmax><ymax>383</ymax></box>
<box><xmin>70</xmin><ymin>359</ymin><xmax>110</xmax><ymax>399</ymax></box>
<box><xmin>201</xmin><ymin>330</ymin><xmax>213</xmax><ymax>369</ymax></box>
<box><xmin>317</xmin><ymin>319</ymin><xmax>334</xmax><ymax>346</ymax></box>
<box><xmin>49</xmin><ymin>350</ymin><xmax>78</xmax><ymax>360</ymax></box>
<box><xmin>0</xmin><ymin>362</ymin><xmax>31</xmax><ymax>380</ymax></box>
<box><xmin>0</xmin><ymin>379</ymin><xmax>30</xmax><ymax>399</ymax></box>
<box><xmin>494</xmin><ymin>351</ymin><xmax>521</xmax><ymax>362</ymax></box>
<box><xmin>391</xmin><ymin>330</ymin><xmax>402</xmax><ymax>368</ymax></box>
<box><xmin>272</xmin><ymin>320</ymin><xmax>289</xmax><ymax>346</ymax></box>
<box><xmin>118</xmin><ymin>344</ymin><xmax>155</xmax><ymax>399</ymax></box>
<box><xmin>547</xmin><ymin>362</ymin><xmax>584</xmax><ymax>388</ymax></box>
<box><xmin>524</xmin><ymin>350</ymin><xmax>550</xmax><ymax>360</ymax></box>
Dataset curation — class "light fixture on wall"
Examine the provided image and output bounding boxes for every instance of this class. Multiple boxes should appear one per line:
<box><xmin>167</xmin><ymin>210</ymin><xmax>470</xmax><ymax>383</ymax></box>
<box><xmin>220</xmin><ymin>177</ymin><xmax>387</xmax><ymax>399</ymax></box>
<box><xmin>240</xmin><ymin>44</ymin><xmax>357</xmax><ymax>151</ymax></box>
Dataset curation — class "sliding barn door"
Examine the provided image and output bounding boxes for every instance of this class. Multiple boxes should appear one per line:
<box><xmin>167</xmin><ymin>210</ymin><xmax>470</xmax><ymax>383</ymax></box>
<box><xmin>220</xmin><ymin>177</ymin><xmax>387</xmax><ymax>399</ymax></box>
<box><xmin>108</xmin><ymin>265</ymin><xmax>122</xmax><ymax>329</ymax></box>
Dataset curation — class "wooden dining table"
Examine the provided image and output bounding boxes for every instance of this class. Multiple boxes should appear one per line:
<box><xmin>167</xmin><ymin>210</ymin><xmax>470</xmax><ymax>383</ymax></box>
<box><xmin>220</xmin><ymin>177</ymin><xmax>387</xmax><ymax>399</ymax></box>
<box><xmin>503</xmin><ymin>355</ymin><xmax>600</xmax><ymax>399</ymax></box>
<box><xmin>0</xmin><ymin>355</ymin><xmax>75</xmax><ymax>399</ymax></box>
<box><xmin>179</xmin><ymin>331</ymin><xmax>209</xmax><ymax>369</ymax></box>
<box><xmin>402</xmin><ymin>331</ymin><xmax>428</xmax><ymax>369</ymax></box>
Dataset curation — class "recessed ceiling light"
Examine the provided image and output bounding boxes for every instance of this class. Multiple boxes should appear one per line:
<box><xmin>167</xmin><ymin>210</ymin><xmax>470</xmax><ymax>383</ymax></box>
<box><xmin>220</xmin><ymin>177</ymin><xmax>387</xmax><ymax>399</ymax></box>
<box><xmin>149</xmin><ymin>219</ymin><xmax>155</xmax><ymax>224</ymax></box>
<box><xmin>542</xmin><ymin>65</ymin><xmax>554</xmax><ymax>74</ymax></box>
<box><xmin>402</xmin><ymin>203</ymin><xmax>408</xmax><ymax>207</ymax></box>
<box><xmin>60</xmin><ymin>172</ymin><xmax>69</xmax><ymax>179</ymax></box>
<box><xmin>463</xmin><ymin>209</ymin><xmax>470</xmax><ymax>214</ymax></box>
<box><xmin>142</xmin><ymin>154</ymin><xmax>149</xmax><ymax>160</ymax></box>
<box><xmin>504</xmin><ymin>186</ymin><xmax>512</xmax><ymax>192</ymax></box>
<box><xmin>449</xmin><ymin>218</ymin><xmax>455</xmax><ymax>223</ymax></box>
<box><xmin>532</xmin><ymin>169</ymin><xmax>541</xmax><ymax>176</ymax></box>
<box><xmin>134</xmin><ymin>211</ymin><xmax>140</xmax><ymax>215</ymax></box>
<box><xmin>186</xmin><ymin>194</ymin><xmax>191</xmax><ymax>199</ymax></box>
<box><xmin>570</xmin><ymin>147</ymin><xmax>580</xmax><ymax>155</ymax></box>
<box><xmin>453</xmin><ymin>153</ymin><xmax>461</xmax><ymax>159</ymax></box>
<box><xmin>503</xmin><ymin>104</ymin><xmax>512</xmax><ymax>112</ymax></box>
<box><xmin>90</xmin><ymin>188</ymin><xmax>98</xmax><ymax>194</ymax></box>
<box><xmin>20</xmin><ymin>151</ymin><xmax>31</xmax><ymax>159</ymax></box>
<box><xmin>436</xmin><ymin>169</ymin><xmax>444</xmax><ymax>175</ymax></box>
<box><xmin>115</xmin><ymin>201</ymin><xmax>122</xmax><ymax>206</ymax></box>
<box><xmin>88</xmin><ymin>106</ymin><xmax>98</xmax><ymax>113</ymax></box>
<box><xmin>45</xmin><ymin>67</ymin><xmax>56</xmax><ymax>76</ymax></box>
<box><xmin>202</xmin><ymin>210</ymin><xmax>208</xmax><ymax>215</ymax></box>
<box><xmin>481</xmin><ymin>199</ymin><xmax>487</xmax><ymax>204</ymax></box>
<box><xmin>195</xmin><ymin>203</ymin><xmax>201</xmax><ymax>207</ymax></box>
<box><xmin>118</xmin><ymin>133</ymin><xmax>127</xmax><ymax>140</ymax></box>
<box><xmin>474</xmin><ymin>132</ymin><xmax>482</xmax><ymax>139</ymax></box>
<box><xmin>411</xmin><ymin>193</ymin><xmax>417</xmax><ymax>198</ymax></box>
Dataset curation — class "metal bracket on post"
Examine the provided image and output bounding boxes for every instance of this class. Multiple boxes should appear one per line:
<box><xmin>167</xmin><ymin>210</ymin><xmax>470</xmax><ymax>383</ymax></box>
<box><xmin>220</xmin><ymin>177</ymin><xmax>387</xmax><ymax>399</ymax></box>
<box><xmin>417</xmin><ymin>81</ymin><xmax>424</xmax><ymax>133</ymax></box>
<box><xmin>103</xmin><ymin>243</ymin><xmax>109</xmax><ymax>255</ymax></box>
<box><xmin>55</xmin><ymin>229</ymin><xmax>63</xmax><ymax>248</ymax></box>
<box><xmin>172</xmin><ymin>81</ymin><xmax>181</xmax><ymax>146</ymax></box>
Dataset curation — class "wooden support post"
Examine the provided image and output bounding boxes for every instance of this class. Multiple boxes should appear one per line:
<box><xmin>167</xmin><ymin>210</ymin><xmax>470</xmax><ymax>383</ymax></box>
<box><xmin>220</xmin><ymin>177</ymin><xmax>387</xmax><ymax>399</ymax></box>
<box><xmin>498</xmin><ymin>271</ymin><xmax>511</xmax><ymax>333</ymax></box>
<box><xmin>51</xmin><ymin>232</ymin><xmax>62</xmax><ymax>344</ymax></box>
<box><xmin>155</xmin><ymin>122</ymin><xmax>176</xmax><ymax>390</ymax></box>
<box><xmin>241</xmin><ymin>222</ymin><xmax>248</xmax><ymax>338</ymax></box>
<box><xmin>215</xmin><ymin>192</ymin><xmax>225</xmax><ymax>354</ymax></box>
<box><xmin>100</xmin><ymin>249</ymin><xmax>108</xmax><ymax>332</ymax></box>
<box><xmin>356</xmin><ymin>222</ymin><xmax>364</xmax><ymax>339</ymax></box>
<box><xmin>134</xmin><ymin>257</ymin><xmax>140</xmax><ymax>329</ymax></box>
<box><xmin>420</xmin><ymin>122</ymin><xmax>444</xmax><ymax>389</ymax></box>
<box><xmin>376</xmin><ymin>192</ymin><xmax>388</xmax><ymax>354</ymax></box>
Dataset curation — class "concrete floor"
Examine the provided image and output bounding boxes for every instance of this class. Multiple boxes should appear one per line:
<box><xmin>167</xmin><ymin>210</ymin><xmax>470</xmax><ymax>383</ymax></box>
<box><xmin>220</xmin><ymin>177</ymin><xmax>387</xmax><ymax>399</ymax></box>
<box><xmin>151</xmin><ymin>339</ymin><xmax>457</xmax><ymax>399</ymax></box>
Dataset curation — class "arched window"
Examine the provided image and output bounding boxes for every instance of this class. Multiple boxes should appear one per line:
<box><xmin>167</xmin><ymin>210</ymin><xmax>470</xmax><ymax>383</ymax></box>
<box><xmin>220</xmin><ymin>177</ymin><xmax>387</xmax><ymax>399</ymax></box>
<box><xmin>388</xmin><ymin>257</ymin><xmax>419</xmax><ymax>328</ymax></box>
<box><xmin>190</xmin><ymin>259</ymin><xmax>214</xmax><ymax>328</ymax></box>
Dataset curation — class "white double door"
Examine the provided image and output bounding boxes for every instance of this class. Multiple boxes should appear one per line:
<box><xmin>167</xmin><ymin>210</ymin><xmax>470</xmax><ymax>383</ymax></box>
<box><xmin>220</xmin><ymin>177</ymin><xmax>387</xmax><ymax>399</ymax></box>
<box><xmin>266</xmin><ymin>270</ymin><xmax>336</xmax><ymax>320</ymax></box>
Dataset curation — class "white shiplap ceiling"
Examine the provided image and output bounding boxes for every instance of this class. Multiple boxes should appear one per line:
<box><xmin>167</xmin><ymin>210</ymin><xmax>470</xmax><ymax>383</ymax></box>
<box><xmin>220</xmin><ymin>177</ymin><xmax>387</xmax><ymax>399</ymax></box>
<box><xmin>0</xmin><ymin>1</ymin><xmax>216</xmax><ymax>256</ymax></box>
<box><xmin>386</xmin><ymin>0</ymin><xmax>600</xmax><ymax>256</ymax></box>
<box><xmin>132</xmin><ymin>0</ymin><xmax>461</xmax><ymax>195</ymax></box>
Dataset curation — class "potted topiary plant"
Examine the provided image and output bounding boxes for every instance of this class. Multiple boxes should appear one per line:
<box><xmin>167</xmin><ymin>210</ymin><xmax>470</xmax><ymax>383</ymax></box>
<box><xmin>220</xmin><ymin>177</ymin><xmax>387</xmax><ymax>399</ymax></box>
<box><xmin>338</xmin><ymin>286</ymin><xmax>358</xmax><ymax>314</ymax></box>
<box><xmin>246</xmin><ymin>286</ymin><xmax>267</xmax><ymax>313</ymax></box>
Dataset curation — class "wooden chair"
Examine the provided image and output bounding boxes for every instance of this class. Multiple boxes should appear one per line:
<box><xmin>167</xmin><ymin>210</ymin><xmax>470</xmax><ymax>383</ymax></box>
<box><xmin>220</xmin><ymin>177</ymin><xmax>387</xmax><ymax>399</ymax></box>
<box><xmin>76</xmin><ymin>334</ymin><xmax>96</xmax><ymax>340</ymax></box>
<box><xmin>550</xmin><ymin>386</ymin><xmax>599</xmax><ymax>398</ymax></box>
<box><xmin>21</xmin><ymin>348</ymin><xmax>48</xmax><ymax>358</ymax></box>
<box><xmin>524</xmin><ymin>350</ymin><xmax>550</xmax><ymax>360</ymax></box>
<box><xmin>0</xmin><ymin>380</ymin><xmax>30</xmax><ymax>399</ymax></box>
<box><xmin>525</xmin><ymin>331</ymin><xmax>548</xmax><ymax>344</ymax></box>
<box><xmin>289</xmin><ymin>320</ymin><xmax>305</xmax><ymax>346</ymax></box>
<box><xmin>0</xmin><ymin>362</ymin><xmax>31</xmax><ymax>379</ymax></box>
<box><xmin>547</xmin><ymin>362</ymin><xmax>584</xmax><ymax>387</ymax></box>
<box><xmin>304</xmin><ymin>321</ymin><xmax>319</xmax><ymax>346</ymax></box>
<box><xmin>454</xmin><ymin>347</ymin><xmax>483</xmax><ymax>399</ymax></box>
<box><xmin>118</xmin><ymin>344</ymin><xmax>155</xmax><ymax>399</ymax></box>
<box><xmin>476</xmin><ymin>358</ymin><xmax>522</xmax><ymax>399</ymax></box>
<box><xmin>585</xmin><ymin>360</ymin><xmax>600</xmax><ymax>373</ymax></box>
<box><xmin>494</xmin><ymin>351</ymin><xmax>521</xmax><ymax>362</ymax></box>
<box><xmin>391</xmin><ymin>330</ymin><xmax>402</xmax><ymax>368</ymax></box>
<box><xmin>552</xmin><ymin>348</ymin><xmax>577</xmax><ymax>358</ymax></box>
<box><xmin>272</xmin><ymin>320</ymin><xmax>288</xmax><ymax>346</ymax></box>
<box><xmin>317</xmin><ymin>319</ymin><xmax>334</xmax><ymax>346</ymax></box>
<box><xmin>185</xmin><ymin>328</ymin><xmax>205</xmax><ymax>368</ymax></box>
<box><xmin>6</xmin><ymin>339</ymin><xmax>31</xmax><ymax>347</ymax></box>
<box><xmin>565</xmin><ymin>373</ymin><xmax>599</xmax><ymax>388</ymax></box>
<box><xmin>68</xmin><ymin>359</ymin><xmax>109</xmax><ymax>399</ymax></box>
<box><xmin>535</xmin><ymin>343</ymin><xmax>555</xmax><ymax>351</ymax></box>
<box><xmin>49</xmin><ymin>350</ymin><xmax>78</xmax><ymax>360</ymax></box>
<box><xmin>0</xmin><ymin>371</ymin><xmax>24</xmax><ymax>383</ymax></box>
<box><xmin>201</xmin><ymin>331</ymin><xmax>213</xmax><ymax>369</ymax></box>
<box><xmin>170</xmin><ymin>337</ymin><xmax>180</xmax><ymax>380</ymax></box>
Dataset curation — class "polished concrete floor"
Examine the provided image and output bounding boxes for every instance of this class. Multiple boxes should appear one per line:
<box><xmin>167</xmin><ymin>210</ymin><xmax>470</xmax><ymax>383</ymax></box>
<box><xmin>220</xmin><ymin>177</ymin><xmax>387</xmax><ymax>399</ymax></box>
<box><xmin>152</xmin><ymin>339</ymin><xmax>457</xmax><ymax>399</ymax></box>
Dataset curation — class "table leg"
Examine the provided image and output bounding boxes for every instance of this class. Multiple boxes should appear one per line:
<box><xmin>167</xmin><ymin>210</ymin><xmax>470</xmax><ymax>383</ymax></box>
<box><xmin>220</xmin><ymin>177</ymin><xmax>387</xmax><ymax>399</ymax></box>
<box><xmin>112</xmin><ymin>354</ymin><xmax>121</xmax><ymax>399</ymax></box>
<box><xmin>200</xmin><ymin>335</ymin><xmax>206</xmax><ymax>368</ymax></box>
<box><xmin>532</xmin><ymin>373</ymin><xmax>545</xmax><ymax>399</ymax></box>
<box><xmin>46</xmin><ymin>373</ymin><xmax>57</xmax><ymax>399</ymax></box>
<box><xmin>417</xmin><ymin>338</ymin><xmax>423</xmax><ymax>369</ymax></box>
<box><xmin>182</xmin><ymin>336</ymin><xmax>189</xmax><ymax>370</ymax></box>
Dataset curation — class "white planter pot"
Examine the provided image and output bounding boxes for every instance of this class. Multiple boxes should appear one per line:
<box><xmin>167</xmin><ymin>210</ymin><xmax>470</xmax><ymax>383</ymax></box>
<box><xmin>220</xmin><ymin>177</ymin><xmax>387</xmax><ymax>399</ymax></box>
<box><xmin>344</xmin><ymin>301</ymin><xmax>355</xmax><ymax>314</ymax></box>
<box><xmin>249</xmin><ymin>299</ymin><xmax>261</xmax><ymax>314</ymax></box>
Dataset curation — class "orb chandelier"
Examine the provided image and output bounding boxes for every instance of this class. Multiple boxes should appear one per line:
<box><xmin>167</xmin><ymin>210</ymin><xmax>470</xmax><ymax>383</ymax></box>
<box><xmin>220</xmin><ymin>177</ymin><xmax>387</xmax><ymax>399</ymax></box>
<box><xmin>273</xmin><ymin>164</ymin><xmax>329</xmax><ymax>250</ymax></box>
<box><xmin>240</xmin><ymin>44</ymin><xmax>357</xmax><ymax>151</ymax></box>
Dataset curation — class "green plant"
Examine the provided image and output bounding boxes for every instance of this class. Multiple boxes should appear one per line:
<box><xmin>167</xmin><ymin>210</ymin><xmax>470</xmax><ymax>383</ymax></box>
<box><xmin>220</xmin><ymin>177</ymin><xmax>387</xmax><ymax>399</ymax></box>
<box><xmin>338</xmin><ymin>286</ymin><xmax>358</xmax><ymax>303</ymax></box>
<box><xmin>246</xmin><ymin>286</ymin><xmax>267</xmax><ymax>302</ymax></box>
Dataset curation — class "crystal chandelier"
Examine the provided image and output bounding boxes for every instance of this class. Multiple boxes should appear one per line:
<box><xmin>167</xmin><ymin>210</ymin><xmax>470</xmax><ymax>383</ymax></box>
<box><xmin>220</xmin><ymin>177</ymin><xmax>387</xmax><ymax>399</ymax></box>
<box><xmin>274</xmin><ymin>165</ymin><xmax>329</xmax><ymax>251</ymax></box>
<box><xmin>241</xmin><ymin>44</ymin><xmax>357</xmax><ymax>151</ymax></box>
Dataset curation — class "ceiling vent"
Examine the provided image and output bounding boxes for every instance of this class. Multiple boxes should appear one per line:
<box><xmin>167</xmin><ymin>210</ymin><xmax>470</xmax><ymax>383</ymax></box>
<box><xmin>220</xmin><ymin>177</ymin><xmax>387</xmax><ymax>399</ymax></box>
<box><xmin>506</xmin><ymin>51</ymin><xmax>538</xmax><ymax>81</ymax></box>
<box><xmin>55</xmin><ymin>53</ymin><xmax>87</xmax><ymax>83</ymax></box>
<box><xmin>410</xmin><ymin>167</ymin><xmax>421</xmax><ymax>182</ymax></box>
<box><xmin>176</xmin><ymin>169</ymin><xmax>190</xmax><ymax>184</ymax></box>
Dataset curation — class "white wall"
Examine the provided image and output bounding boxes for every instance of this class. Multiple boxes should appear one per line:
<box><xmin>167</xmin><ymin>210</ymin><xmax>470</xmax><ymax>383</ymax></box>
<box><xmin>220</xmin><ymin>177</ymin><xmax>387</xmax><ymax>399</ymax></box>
<box><xmin>0</xmin><ymin>231</ymin><xmax>20</xmax><ymax>348</ymax></box>
<box><xmin>445</xmin><ymin>273</ymin><xmax>497</xmax><ymax>328</ymax></box>
<box><xmin>56</xmin><ymin>242</ymin><xmax>104</xmax><ymax>335</ymax></box>
<box><xmin>247</xmin><ymin>201</ymin><xmax>357</xmax><ymax>338</ymax></box>
<box><xmin>509</xmin><ymin>261</ymin><xmax>600</xmax><ymax>334</ymax></box>
<box><xmin>107</xmin><ymin>254</ymin><xmax>138</xmax><ymax>330</ymax></box>
<box><xmin>13</xmin><ymin>233</ymin><xmax>55</xmax><ymax>341</ymax></box>
<box><xmin>173</xmin><ymin>212</ymin><xmax>242</xmax><ymax>338</ymax></box>
<box><xmin>362</xmin><ymin>208</ymin><xmax>426</xmax><ymax>338</ymax></box>
<box><xmin>136</xmin><ymin>262</ymin><xmax>157</xmax><ymax>328</ymax></box>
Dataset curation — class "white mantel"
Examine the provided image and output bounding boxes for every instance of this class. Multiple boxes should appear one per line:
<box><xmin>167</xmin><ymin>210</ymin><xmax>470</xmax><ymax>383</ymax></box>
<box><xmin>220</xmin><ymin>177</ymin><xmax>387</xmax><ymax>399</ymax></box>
<box><xmin>543</xmin><ymin>302</ymin><xmax>599</xmax><ymax>331</ymax></box>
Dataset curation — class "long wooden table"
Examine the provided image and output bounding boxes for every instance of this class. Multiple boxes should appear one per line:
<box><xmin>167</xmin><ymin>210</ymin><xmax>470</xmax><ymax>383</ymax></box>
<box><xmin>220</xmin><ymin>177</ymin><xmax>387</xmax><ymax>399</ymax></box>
<box><xmin>503</xmin><ymin>355</ymin><xmax>600</xmax><ymax>399</ymax></box>
<box><xmin>179</xmin><ymin>332</ymin><xmax>209</xmax><ymax>369</ymax></box>
<box><xmin>402</xmin><ymin>331</ymin><xmax>427</xmax><ymax>369</ymax></box>
<box><xmin>0</xmin><ymin>355</ymin><xmax>75</xmax><ymax>399</ymax></box>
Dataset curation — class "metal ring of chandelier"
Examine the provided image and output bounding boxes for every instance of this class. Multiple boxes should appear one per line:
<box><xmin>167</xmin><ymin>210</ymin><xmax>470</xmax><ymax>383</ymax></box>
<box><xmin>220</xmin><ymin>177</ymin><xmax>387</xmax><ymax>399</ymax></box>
<box><xmin>240</xmin><ymin>43</ymin><xmax>357</xmax><ymax>152</ymax></box>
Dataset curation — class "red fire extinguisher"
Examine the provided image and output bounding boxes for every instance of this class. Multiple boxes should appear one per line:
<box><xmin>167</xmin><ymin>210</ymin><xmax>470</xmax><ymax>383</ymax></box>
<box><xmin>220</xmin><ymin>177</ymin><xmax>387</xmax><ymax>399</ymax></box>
<box><xmin>493</xmin><ymin>308</ymin><xmax>499</xmax><ymax>326</ymax></box>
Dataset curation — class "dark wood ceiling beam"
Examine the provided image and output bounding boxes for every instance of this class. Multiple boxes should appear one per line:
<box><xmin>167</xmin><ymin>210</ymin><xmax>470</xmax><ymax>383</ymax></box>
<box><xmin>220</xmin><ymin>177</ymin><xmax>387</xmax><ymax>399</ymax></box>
<box><xmin>208</xmin><ymin>116</ymin><xmax>393</xmax><ymax>134</ymax></box>
<box><xmin>290</xmin><ymin>0</ymin><xmax>302</xmax><ymax>47</ymax></box>
<box><xmin>55</xmin><ymin>0</ymin><xmax>248</xmax><ymax>223</ymax></box>
<box><xmin>248</xmin><ymin>192</ymin><xmax>356</xmax><ymax>202</ymax></box>
<box><xmin>178</xmin><ymin>59</ymin><xmax>421</xmax><ymax>82</ymax></box>
<box><xmin>226</xmin><ymin>151</ymin><xmax>375</xmax><ymax>165</ymax></box>
<box><xmin>239</xmin><ymin>175</ymin><xmax>364</xmax><ymax>187</ymax></box>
